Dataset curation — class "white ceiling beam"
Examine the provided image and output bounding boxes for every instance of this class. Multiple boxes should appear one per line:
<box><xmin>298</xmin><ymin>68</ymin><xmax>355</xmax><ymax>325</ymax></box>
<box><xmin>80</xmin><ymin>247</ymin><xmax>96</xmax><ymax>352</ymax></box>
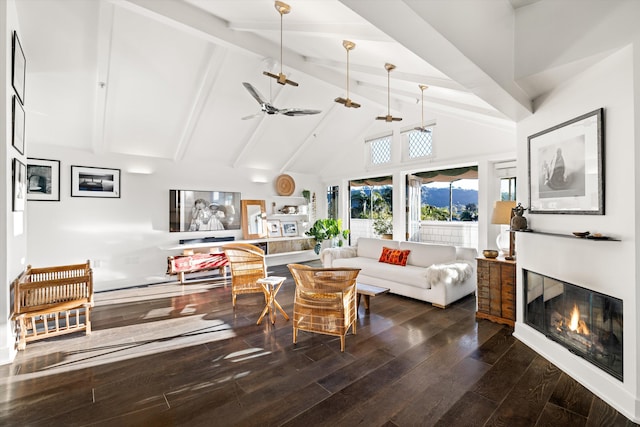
<box><xmin>231</xmin><ymin>82</ymin><xmax>288</xmax><ymax>168</ymax></box>
<box><xmin>228</xmin><ymin>21</ymin><xmax>389</xmax><ymax>42</ymax></box>
<box><xmin>340</xmin><ymin>0</ymin><xmax>532</xmax><ymax>121</ymax></box>
<box><xmin>305</xmin><ymin>56</ymin><xmax>469</xmax><ymax>92</ymax></box>
<box><xmin>278</xmin><ymin>102</ymin><xmax>339</xmax><ymax>173</ymax></box>
<box><xmin>92</xmin><ymin>0</ymin><xmax>115</xmax><ymax>154</ymax></box>
<box><xmin>173</xmin><ymin>45</ymin><xmax>227</xmax><ymax>162</ymax></box>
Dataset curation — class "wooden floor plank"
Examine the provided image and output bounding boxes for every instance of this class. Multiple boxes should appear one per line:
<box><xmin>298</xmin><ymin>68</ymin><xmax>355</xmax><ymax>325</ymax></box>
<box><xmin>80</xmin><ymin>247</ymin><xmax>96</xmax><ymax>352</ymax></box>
<box><xmin>1</xmin><ymin>262</ymin><xmax>636</xmax><ymax>426</ymax></box>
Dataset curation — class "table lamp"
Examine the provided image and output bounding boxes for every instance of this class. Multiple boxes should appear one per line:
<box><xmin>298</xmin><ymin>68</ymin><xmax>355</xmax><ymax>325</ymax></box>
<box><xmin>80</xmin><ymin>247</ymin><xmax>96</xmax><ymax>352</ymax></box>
<box><xmin>491</xmin><ymin>200</ymin><xmax>516</xmax><ymax>260</ymax></box>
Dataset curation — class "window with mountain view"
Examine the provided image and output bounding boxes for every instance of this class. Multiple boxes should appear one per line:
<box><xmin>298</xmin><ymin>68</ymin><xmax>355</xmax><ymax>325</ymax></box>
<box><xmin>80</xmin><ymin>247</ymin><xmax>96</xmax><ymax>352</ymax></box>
<box><xmin>414</xmin><ymin>166</ymin><xmax>478</xmax><ymax>222</ymax></box>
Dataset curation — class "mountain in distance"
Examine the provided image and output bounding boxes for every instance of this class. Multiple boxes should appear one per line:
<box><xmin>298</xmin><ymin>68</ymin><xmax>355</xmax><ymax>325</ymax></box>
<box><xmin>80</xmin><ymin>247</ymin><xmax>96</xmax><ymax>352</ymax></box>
<box><xmin>422</xmin><ymin>187</ymin><xmax>478</xmax><ymax>208</ymax></box>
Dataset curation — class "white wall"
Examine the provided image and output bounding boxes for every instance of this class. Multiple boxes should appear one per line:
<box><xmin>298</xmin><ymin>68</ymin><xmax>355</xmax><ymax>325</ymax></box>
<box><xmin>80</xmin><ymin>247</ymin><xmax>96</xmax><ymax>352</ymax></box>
<box><xmin>514</xmin><ymin>45</ymin><xmax>639</xmax><ymax>421</ymax></box>
<box><xmin>1</xmin><ymin>0</ymin><xmax>25</xmax><ymax>366</ymax></box>
<box><xmin>25</xmin><ymin>145</ymin><xmax>324</xmax><ymax>292</ymax></box>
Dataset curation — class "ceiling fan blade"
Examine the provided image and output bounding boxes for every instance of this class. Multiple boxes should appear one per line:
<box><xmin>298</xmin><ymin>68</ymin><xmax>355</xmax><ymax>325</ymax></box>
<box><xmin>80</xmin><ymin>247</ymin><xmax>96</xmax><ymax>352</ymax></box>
<box><xmin>279</xmin><ymin>108</ymin><xmax>321</xmax><ymax>116</ymax></box>
<box><xmin>242</xmin><ymin>82</ymin><xmax>269</xmax><ymax>106</ymax></box>
<box><xmin>242</xmin><ymin>113</ymin><xmax>262</xmax><ymax>120</ymax></box>
<box><xmin>414</xmin><ymin>126</ymin><xmax>430</xmax><ymax>132</ymax></box>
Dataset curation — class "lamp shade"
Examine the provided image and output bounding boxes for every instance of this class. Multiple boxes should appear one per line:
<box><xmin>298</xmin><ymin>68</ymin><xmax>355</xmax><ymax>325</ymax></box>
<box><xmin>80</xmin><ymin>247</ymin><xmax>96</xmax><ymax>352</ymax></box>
<box><xmin>491</xmin><ymin>201</ymin><xmax>516</xmax><ymax>225</ymax></box>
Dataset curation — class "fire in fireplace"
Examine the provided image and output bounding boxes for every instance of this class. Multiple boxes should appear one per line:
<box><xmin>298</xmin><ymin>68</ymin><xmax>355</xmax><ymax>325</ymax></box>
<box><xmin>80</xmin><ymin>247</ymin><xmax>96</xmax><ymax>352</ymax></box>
<box><xmin>524</xmin><ymin>270</ymin><xmax>623</xmax><ymax>381</ymax></box>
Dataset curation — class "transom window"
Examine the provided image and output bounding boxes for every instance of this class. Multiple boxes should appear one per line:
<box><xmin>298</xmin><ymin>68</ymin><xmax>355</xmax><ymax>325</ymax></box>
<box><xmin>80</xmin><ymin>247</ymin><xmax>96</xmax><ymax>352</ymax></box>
<box><xmin>368</xmin><ymin>135</ymin><xmax>391</xmax><ymax>165</ymax></box>
<box><xmin>407</xmin><ymin>128</ymin><xmax>432</xmax><ymax>158</ymax></box>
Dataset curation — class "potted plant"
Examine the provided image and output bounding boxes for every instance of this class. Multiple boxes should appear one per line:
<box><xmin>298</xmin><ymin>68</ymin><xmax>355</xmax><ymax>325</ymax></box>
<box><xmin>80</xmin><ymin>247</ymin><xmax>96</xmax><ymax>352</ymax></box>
<box><xmin>305</xmin><ymin>218</ymin><xmax>350</xmax><ymax>254</ymax></box>
<box><xmin>373</xmin><ymin>217</ymin><xmax>393</xmax><ymax>240</ymax></box>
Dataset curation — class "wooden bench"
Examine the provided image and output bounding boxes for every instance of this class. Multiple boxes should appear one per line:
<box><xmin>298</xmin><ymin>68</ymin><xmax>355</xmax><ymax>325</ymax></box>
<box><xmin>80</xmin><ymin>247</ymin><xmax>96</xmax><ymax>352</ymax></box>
<box><xmin>167</xmin><ymin>252</ymin><xmax>229</xmax><ymax>284</ymax></box>
<box><xmin>12</xmin><ymin>261</ymin><xmax>94</xmax><ymax>350</ymax></box>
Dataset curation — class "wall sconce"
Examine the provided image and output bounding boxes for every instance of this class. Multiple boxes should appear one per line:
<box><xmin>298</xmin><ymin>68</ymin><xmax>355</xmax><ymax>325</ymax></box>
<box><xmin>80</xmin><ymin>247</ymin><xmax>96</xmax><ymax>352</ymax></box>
<box><xmin>491</xmin><ymin>200</ymin><xmax>516</xmax><ymax>260</ymax></box>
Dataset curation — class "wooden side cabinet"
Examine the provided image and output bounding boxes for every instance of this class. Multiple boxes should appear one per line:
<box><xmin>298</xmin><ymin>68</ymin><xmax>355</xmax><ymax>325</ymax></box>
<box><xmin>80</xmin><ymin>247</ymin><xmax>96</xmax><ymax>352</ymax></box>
<box><xmin>476</xmin><ymin>257</ymin><xmax>516</xmax><ymax>327</ymax></box>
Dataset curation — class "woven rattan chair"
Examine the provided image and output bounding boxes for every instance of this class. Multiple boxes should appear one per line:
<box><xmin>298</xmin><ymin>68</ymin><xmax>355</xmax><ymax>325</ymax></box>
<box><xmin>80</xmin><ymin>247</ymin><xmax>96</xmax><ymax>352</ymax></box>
<box><xmin>223</xmin><ymin>243</ymin><xmax>268</xmax><ymax>307</ymax></box>
<box><xmin>288</xmin><ymin>263</ymin><xmax>361</xmax><ymax>352</ymax></box>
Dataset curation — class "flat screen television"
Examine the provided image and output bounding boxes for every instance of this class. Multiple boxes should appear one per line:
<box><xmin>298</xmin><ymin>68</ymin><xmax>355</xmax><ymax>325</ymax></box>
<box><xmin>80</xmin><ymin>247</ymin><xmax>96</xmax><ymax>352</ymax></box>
<box><xmin>169</xmin><ymin>189</ymin><xmax>241</xmax><ymax>232</ymax></box>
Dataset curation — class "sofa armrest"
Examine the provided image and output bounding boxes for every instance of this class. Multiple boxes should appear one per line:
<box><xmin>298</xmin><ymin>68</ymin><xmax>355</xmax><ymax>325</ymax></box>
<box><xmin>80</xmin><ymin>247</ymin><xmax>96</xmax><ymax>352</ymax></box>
<box><xmin>320</xmin><ymin>247</ymin><xmax>357</xmax><ymax>267</ymax></box>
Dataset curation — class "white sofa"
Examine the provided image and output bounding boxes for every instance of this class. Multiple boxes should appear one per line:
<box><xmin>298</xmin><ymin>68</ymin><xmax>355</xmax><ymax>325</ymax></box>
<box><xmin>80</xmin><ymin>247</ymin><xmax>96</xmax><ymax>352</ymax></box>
<box><xmin>321</xmin><ymin>238</ymin><xmax>477</xmax><ymax>308</ymax></box>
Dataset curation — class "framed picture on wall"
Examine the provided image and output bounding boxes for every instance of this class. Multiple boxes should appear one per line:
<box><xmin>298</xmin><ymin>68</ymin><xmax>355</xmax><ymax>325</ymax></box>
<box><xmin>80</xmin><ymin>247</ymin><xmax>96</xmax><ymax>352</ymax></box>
<box><xmin>12</xmin><ymin>31</ymin><xmax>26</xmax><ymax>105</ymax></box>
<box><xmin>13</xmin><ymin>158</ymin><xmax>27</xmax><ymax>212</ymax></box>
<box><xmin>12</xmin><ymin>95</ymin><xmax>25</xmax><ymax>155</ymax></box>
<box><xmin>281</xmin><ymin>221</ymin><xmax>298</xmax><ymax>237</ymax></box>
<box><xmin>267</xmin><ymin>220</ymin><xmax>282</xmax><ymax>238</ymax></box>
<box><xmin>27</xmin><ymin>158</ymin><xmax>60</xmax><ymax>201</ymax></box>
<box><xmin>71</xmin><ymin>165</ymin><xmax>121</xmax><ymax>198</ymax></box>
<box><xmin>528</xmin><ymin>108</ymin><xmax>604</xmax><ymax>214</ymax></box>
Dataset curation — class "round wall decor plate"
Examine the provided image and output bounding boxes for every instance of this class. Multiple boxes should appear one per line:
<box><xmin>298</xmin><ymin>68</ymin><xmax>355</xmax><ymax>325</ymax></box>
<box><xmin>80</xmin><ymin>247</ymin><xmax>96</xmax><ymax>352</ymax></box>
<box><xmin>276</xmin><ymin>174</ymin><xmax>295</xmax><ymax>196</ymax></box>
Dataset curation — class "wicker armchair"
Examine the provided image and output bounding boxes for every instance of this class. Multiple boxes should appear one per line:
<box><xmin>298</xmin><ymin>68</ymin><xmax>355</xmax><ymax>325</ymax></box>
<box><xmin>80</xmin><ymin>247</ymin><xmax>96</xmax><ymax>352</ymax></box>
<box><xmin>288</xmin><ymin>264</ymin><xmax>361</xmax><ymax>352</ymax></box>
<box><xmin>222</xmin><ymin>243</ymin><xmax>268</xmax><ymax>307</ymax></box>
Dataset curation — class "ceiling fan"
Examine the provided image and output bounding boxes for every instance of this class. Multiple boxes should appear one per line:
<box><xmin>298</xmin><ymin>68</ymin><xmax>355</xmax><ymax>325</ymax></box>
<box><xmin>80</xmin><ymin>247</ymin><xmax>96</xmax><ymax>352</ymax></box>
<box><xmin>415</xmin><ymin>84</ymin><xmax>429</xmax><ymax>132</ymax></box>
<box><xmin>241</xmin><ymin>82</ymin><xmax>321</xmax><ymax>119</ymax></box>
<box><xmin>263</xmin><ymin>1</ymin><xmax>298</xmax><ymax>87</ymax></box>
<box><xmin>334</xmin><ymin>40</ymin><xmax>361</xmax><ymax>108</ymax></box>
<box><xmin>376</xmin><ymin>63</ymin><xmax>402</xmax><ymax>122</ymax></box>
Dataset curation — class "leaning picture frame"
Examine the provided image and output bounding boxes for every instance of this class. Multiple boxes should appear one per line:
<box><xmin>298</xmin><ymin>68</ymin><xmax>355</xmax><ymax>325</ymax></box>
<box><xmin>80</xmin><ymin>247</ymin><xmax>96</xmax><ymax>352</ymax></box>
<box><xmin>12</xmin><ymin>31</ymin><xmax>26</xmax><ymax>105</ymax></box>
<box><xmin>281</xmin><ymin>221</ymin><xmax>298</xmax><ymax>237</ymax></box>
<box><xmin>27</xmin><ymin>158</ymin><xmax>60</xmax><ymax>201</ymax></box>
<box><xmin>71</xmin><ymin>165</ymin><xmax>121</xmax><ymax>198</ymax></box>
<box><xmin>13</xmin><ymin>158</ymin><xmax>26</xmax><ymax>212</ymax></box>
<box><xmin>528</xmin><ymin>108</ymin><xmax>604</xmax><ymax>215</ymax></box>
<box><xmin>267</xmin><ymin>220</ymin><xmax>282</xmax><ymax>238</ymax></box>
<box><xmin>12</xmin><ymin>95</ymin><xmax>25</xmax><ymax>155</ymax></box>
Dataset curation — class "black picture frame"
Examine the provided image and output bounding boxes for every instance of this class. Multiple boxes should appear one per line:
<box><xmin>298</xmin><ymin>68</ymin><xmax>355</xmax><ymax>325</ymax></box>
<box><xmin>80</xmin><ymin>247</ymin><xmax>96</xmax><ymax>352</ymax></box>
<box><xmin>12</xmin><ymin>95</ymin><xmax>25</xmax><ymax>155</ymax></box>
<box><xmin>71</xmin><ymin>165</ymin><xmax>121</xmax><ymax>198</ymax></box>
<box><xmin>13</xmin><ymin>158</ymin><xmax>27</xmax><ymax>212</ymax></box>
<box><xmin>12</xmin><ymin>31</ymin><xmax>26</xmax><ymax>105</ymax></box>
<box><xmin>27</xmin><ymin>158</ymin><xmax>61</xmax><ymax>201</ymax></box>
<box><xmin>528</xmin><ymin>108</ymin><xmax>604</xmax><ymax>215</ymax></box>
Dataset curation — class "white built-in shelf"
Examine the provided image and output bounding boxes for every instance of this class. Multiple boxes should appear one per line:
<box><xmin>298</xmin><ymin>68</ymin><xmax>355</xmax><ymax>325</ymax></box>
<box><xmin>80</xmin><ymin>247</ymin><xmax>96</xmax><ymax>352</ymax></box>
<box><xmin>515</xmin><ymin>230</ymin><xmax>620</xmax><ymax>241</ymax></box>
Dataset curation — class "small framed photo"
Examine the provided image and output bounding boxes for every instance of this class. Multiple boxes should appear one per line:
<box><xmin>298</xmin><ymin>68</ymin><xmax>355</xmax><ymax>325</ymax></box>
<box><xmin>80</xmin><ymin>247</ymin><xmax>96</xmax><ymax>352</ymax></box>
<box><xmin>12</xmin><ymin>31</ymin><xmax>26</xmax><ymax>105</ymax></box>
<box><xmin>267</xmin><ymin>220</ymin><xmax>282</xmax><ymax>238</ymax></box>
<box><xmin>71</xmin><ymin>165</ymin><xmax>121</xmax><ymax>198</ymax></box>
<box><xmin>12</xmin><ymin>95</ymin><xmax>25</xmax><ymax>155</ymax></box>
<box><xmin>528</xmin><ymin>108</ymin><xmax>604</xmax><ymax>214</ymax></box>
<box><xmin>13</xmin><ymin>158</ymin><xmax>26</xmax><ymax>212</ymax></box>
<box><xmin>281</xmin><ymin>221</ymin><xmax>298</xmax><ymax>237</ymax></box>
<box><xmin>27</xmin><ymin>158</ymin><xmax>60</xmax><ymax>201</ymax></box>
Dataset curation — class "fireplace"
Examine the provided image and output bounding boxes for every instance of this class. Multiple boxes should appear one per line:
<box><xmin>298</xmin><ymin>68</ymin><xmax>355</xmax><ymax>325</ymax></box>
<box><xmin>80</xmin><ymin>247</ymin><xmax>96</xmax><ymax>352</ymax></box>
<box><xmin>523</xmin><ymin>270</ymin><xmax>623</xmax><ymax>381</ymax></box>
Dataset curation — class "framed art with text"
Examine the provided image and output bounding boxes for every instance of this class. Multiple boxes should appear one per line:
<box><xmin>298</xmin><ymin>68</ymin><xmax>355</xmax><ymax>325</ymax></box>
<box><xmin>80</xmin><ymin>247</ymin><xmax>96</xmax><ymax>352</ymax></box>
<box><xmin>528</xmin><ymin>108</ymin><xmax>604</xmax><ymax>214</ymax></box>
<box><xmin>71</xmin><ymin>165</ymin><xmax>121</xmax><ymax>198</ymax></box>
<box><xmin>27</xmin><ymin>158</ymin><xmax>60</xmax><ymax>201</ymax></box>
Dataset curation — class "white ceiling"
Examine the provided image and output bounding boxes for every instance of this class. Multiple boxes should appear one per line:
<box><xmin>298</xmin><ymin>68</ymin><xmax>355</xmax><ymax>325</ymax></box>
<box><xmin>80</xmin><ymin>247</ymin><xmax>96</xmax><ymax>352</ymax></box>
<box><xmin>13</xmin><ymin>0</ymin><xmax>637</xmax><ymax>175</ymax></box>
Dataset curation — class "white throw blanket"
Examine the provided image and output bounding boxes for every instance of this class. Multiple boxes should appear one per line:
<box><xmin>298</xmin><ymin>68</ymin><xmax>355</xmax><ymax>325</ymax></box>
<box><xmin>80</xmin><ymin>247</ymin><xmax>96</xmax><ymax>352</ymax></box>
<box><xmin>320</xmin><ymin>247</ymin><xmax>357</xmax><ymax>266</ymax></box>
<box><xmin>424</xmin><ymin>261</ymin><xmax>473</xmax><ymax>287</ymax></box>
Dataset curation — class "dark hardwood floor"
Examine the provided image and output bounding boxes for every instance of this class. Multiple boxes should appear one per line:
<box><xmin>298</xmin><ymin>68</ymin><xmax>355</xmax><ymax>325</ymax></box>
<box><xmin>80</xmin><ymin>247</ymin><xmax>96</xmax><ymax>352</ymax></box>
<box><xmin>1</xmin><ymin>262</ymin><xmax>637</xmax><ymax>427</ymax></box>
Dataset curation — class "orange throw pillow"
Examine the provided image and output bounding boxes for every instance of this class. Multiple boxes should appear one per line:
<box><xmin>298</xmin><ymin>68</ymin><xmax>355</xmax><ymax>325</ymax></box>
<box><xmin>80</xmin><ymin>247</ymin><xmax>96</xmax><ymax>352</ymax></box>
<box><xmin>378</xmin><ymin>247</ymin><xmax>411</xmax><ymax>266</ymax></box>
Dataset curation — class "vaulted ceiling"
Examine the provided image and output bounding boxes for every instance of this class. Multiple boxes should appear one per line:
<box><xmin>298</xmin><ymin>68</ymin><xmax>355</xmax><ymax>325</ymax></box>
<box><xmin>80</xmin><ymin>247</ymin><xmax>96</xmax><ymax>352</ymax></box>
<box><xmin>14</xmin><ymin>0</ymin><xmax>635</xmax><ymax>175</ymax></box>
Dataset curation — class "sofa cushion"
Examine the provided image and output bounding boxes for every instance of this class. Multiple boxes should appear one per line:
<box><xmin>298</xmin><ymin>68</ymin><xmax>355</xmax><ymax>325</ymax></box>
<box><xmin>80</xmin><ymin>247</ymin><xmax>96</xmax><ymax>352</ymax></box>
<box><xmin>333</xmin><ymin>257</ymin><xmax>432</xmax><ymax>289</ymax></box>
<box><xmin>399</xmin><ymin>241</ymin><xmax>456</xmax><ymax>268</ymax></box>
<box><xmin>356</xmin><ymin>238</ymin><xmax>399</xmax><ymax>259</ymax></box>
<box><xmin>378</xmin><ymin>247</ymin><xmax>410</xmax><ymax>266</ymax></box>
